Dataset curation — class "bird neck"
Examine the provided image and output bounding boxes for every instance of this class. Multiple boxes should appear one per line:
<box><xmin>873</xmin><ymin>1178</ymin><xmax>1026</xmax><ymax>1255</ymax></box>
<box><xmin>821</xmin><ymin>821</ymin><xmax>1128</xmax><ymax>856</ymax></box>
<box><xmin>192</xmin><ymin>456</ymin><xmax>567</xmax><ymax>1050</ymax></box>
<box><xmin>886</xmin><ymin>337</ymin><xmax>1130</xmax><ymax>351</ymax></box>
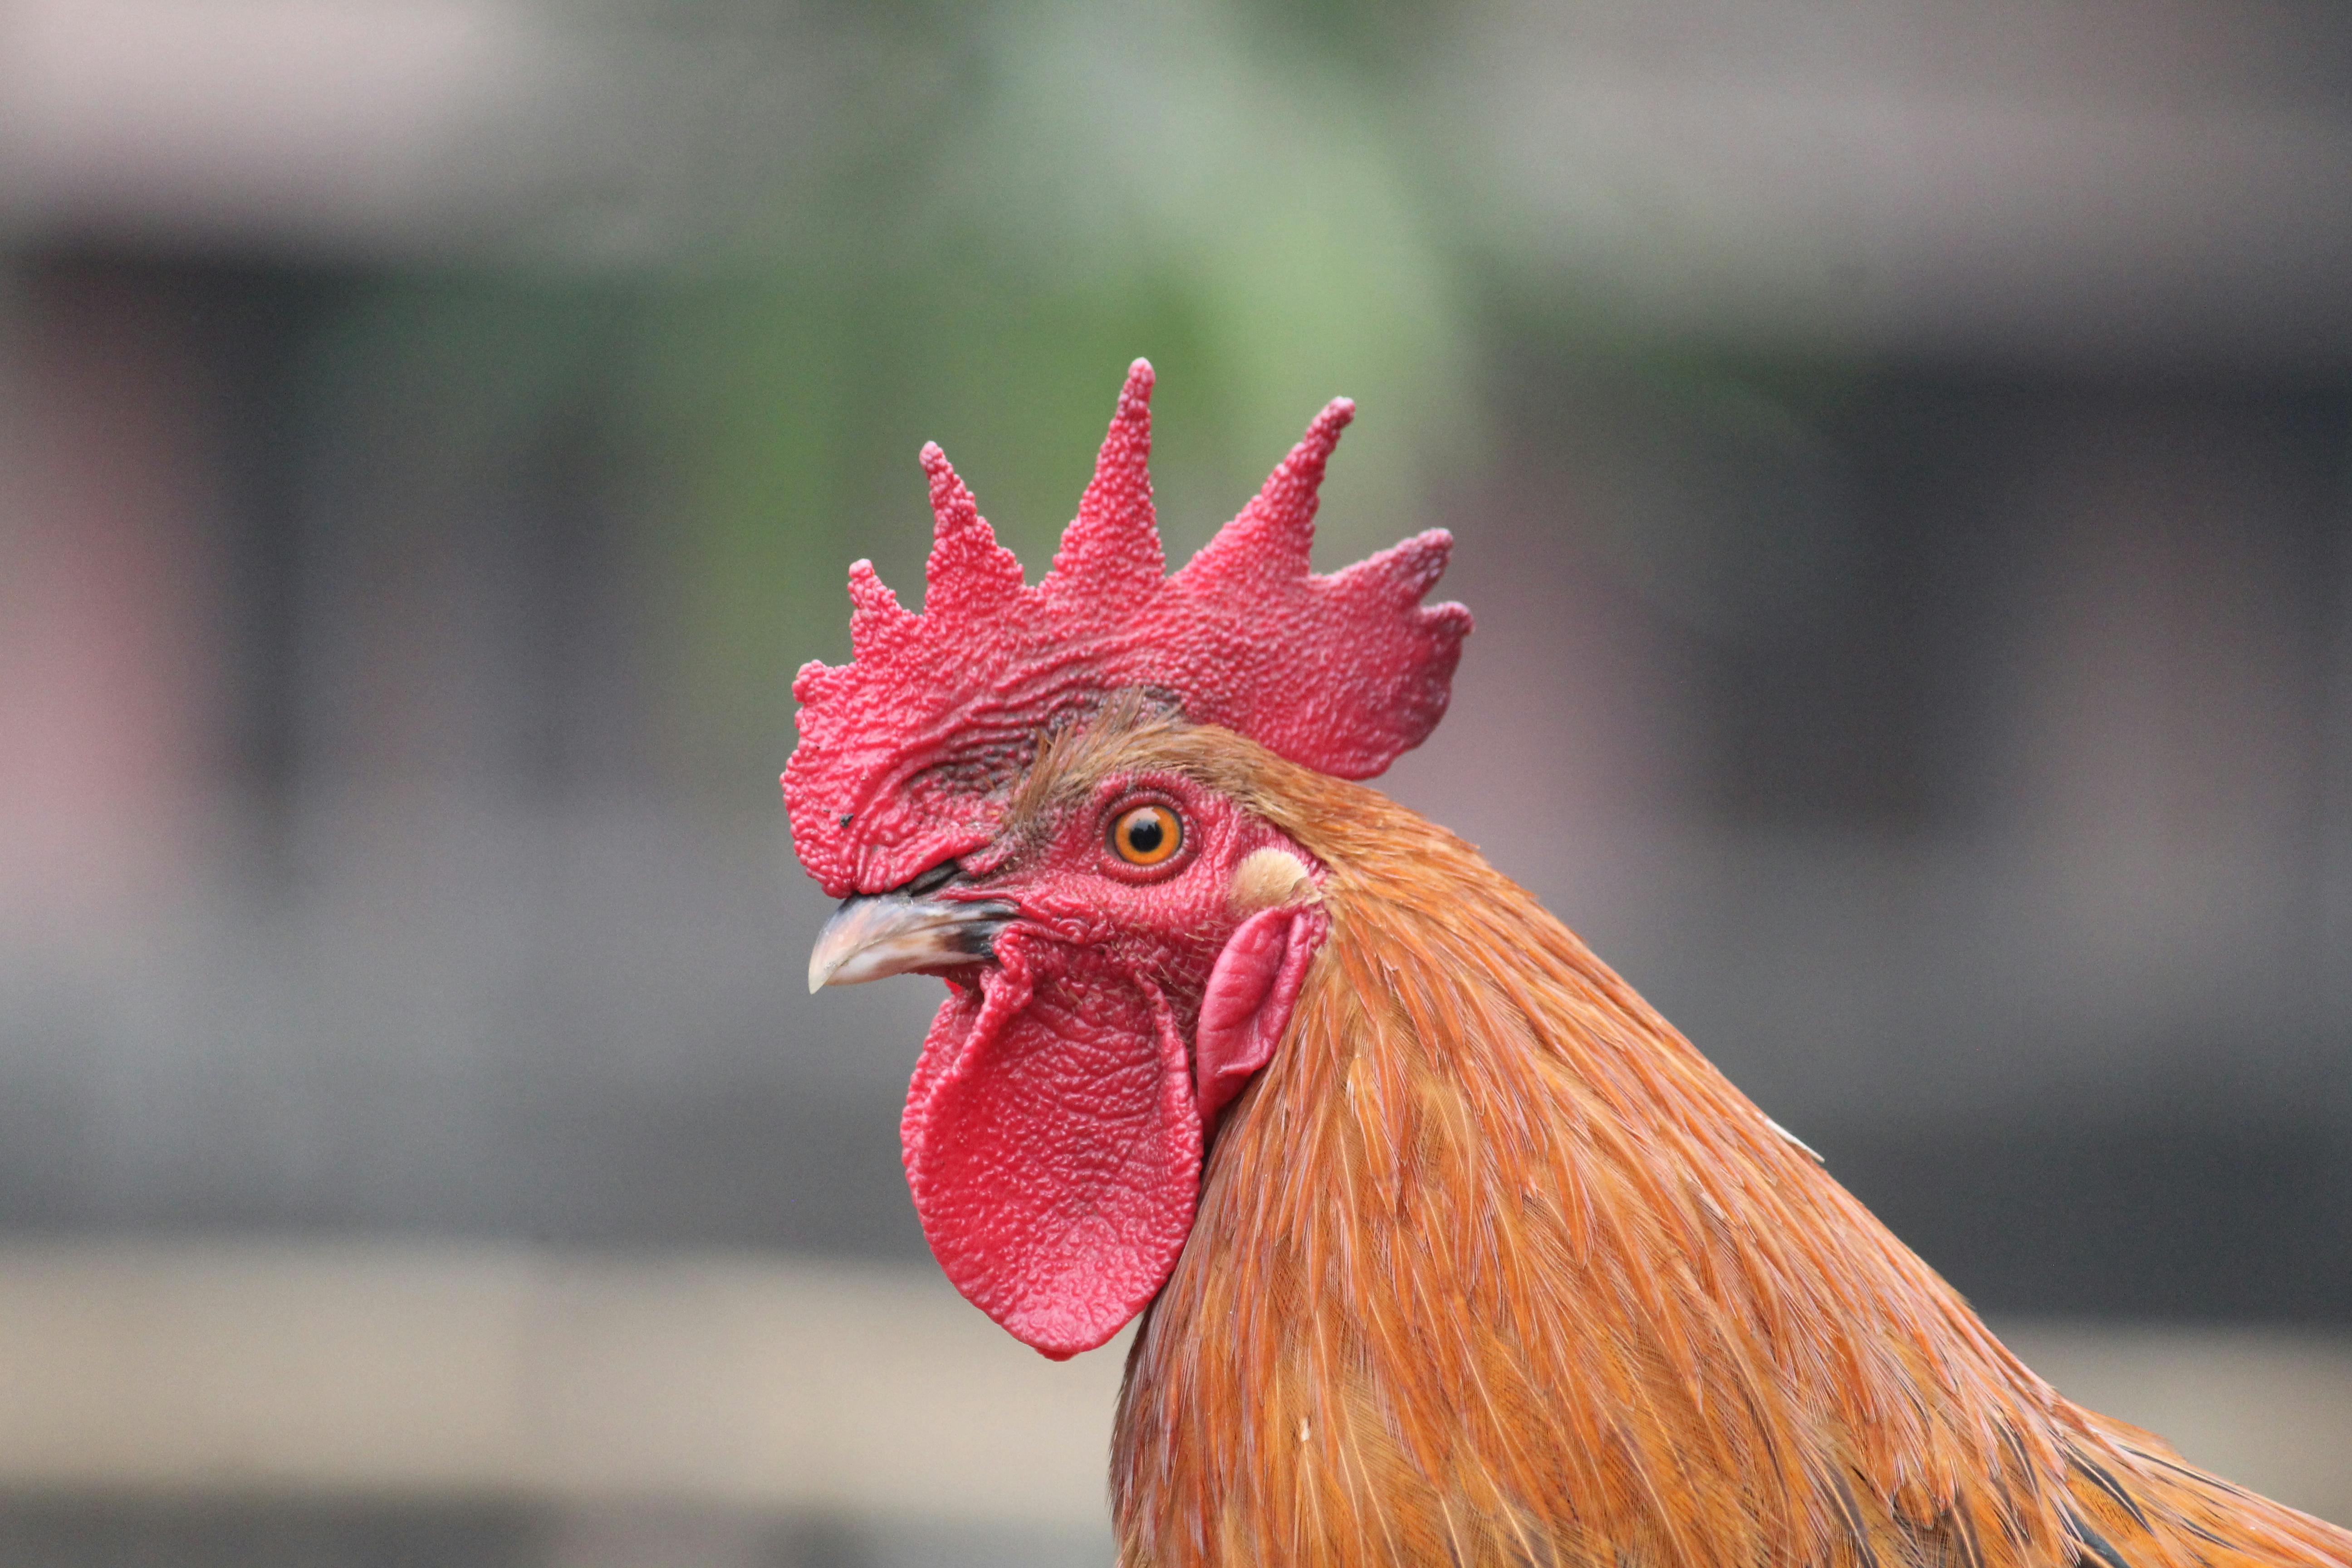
<box><xmin>1112</xmin><ymin>780</ymin><xmax>2081</xmax><ymax>1568</ymax></box>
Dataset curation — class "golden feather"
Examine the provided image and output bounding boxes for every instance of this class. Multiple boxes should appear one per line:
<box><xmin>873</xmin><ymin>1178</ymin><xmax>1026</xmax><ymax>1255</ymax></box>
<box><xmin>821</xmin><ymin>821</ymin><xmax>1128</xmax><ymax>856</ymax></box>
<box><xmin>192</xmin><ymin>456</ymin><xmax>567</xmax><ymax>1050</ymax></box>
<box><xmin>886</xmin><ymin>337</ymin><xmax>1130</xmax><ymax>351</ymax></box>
<box><xmin>1104</xmin><ymin>726</ymin><xmax>2352</xmax><ymax>1568</ymax></box>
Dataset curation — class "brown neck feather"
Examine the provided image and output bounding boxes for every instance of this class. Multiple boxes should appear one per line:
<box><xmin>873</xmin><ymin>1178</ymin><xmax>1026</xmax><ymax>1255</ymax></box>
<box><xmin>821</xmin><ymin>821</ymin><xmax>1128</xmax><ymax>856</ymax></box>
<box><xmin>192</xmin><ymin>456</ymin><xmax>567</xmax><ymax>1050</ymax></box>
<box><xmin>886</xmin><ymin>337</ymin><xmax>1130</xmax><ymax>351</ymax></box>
<box><xmin>1112</xmin><ymin>759</ymin><xmax>2094</xmax><ymax>1568</ymax></box>
<box><xmin>1099</xmin><ymin>736</ymin><xmax>2351</xmax><ymax>1568</ymax></box>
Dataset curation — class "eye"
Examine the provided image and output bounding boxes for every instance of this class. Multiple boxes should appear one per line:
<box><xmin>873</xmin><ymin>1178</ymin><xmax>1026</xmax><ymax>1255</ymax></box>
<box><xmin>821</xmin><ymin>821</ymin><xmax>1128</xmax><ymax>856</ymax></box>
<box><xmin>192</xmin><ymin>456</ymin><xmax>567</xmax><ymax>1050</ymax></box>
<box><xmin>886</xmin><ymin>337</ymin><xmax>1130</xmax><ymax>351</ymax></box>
<box><xmin>1109</xmin><ymin>803</ymin><xmax>1184</xmax><ymax>867</ymax></box>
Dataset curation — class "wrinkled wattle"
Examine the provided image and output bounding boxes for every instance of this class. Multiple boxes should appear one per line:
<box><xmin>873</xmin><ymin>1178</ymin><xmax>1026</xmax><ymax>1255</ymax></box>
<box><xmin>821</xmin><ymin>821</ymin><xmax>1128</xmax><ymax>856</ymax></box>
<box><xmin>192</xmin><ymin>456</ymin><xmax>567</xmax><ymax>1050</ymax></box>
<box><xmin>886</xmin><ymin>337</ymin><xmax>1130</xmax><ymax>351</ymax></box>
<box><xmin>791</xmin><ymin>361</ymin><xmax>1470</xmax><ymax>1362</ymax></box>
<box><xmin>902</xmin><ymin>938</ymin><xmax>1204</xmax><ymax>1358</ymax></box>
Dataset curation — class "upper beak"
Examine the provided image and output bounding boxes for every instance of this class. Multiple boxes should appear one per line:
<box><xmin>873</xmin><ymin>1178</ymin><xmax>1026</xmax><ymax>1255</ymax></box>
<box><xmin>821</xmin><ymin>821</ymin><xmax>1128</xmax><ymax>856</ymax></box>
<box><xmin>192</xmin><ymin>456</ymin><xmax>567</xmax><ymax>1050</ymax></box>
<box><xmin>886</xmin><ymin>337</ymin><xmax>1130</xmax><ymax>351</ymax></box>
<box><xmin>808</xmin><ymin>890</ymin><xmax>1019</xmax><ymax>993</ymax></box>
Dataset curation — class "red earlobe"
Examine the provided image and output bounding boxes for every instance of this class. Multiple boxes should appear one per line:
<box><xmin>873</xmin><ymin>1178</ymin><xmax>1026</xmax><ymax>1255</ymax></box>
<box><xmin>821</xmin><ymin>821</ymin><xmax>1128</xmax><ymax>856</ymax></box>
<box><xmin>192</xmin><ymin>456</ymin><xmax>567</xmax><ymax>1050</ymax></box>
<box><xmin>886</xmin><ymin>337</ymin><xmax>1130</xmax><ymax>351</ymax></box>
<box><xmin>1196</xmin><ymin>905</ymin><xmax>1324</xmax><ymax>1127</ymax></box>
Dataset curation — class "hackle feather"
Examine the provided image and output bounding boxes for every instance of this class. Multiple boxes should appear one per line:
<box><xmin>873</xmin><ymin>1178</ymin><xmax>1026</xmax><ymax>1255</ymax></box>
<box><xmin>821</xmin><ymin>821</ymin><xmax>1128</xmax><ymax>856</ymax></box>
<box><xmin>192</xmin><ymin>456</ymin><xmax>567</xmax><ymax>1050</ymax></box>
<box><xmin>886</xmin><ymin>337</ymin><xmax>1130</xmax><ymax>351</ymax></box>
<box><xmin>1109</xmin><ymin>727</ymin><xmax>2352</xmax><ymax>1568</ymax></box>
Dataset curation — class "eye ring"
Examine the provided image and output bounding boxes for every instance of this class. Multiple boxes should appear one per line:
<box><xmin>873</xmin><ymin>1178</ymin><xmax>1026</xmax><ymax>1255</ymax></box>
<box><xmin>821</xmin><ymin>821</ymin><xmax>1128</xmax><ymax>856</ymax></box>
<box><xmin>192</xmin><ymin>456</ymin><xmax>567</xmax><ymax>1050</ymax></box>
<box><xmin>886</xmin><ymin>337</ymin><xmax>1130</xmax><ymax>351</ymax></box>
<box><xmin>1108</xmin><ymin>803</ymin><xmax>1184</xmax><ymax>867</ymax></box>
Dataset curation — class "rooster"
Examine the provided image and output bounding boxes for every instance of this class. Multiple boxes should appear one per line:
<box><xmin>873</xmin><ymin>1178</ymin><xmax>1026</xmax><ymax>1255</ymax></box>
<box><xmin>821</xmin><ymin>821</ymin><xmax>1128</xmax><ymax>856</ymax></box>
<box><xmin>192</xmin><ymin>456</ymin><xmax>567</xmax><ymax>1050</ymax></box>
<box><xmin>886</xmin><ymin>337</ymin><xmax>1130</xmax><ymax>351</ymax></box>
<box><xmin>785</xmin><ymin>361</ymin><xmax>2352</xmax><ymax>1568</ymax></box>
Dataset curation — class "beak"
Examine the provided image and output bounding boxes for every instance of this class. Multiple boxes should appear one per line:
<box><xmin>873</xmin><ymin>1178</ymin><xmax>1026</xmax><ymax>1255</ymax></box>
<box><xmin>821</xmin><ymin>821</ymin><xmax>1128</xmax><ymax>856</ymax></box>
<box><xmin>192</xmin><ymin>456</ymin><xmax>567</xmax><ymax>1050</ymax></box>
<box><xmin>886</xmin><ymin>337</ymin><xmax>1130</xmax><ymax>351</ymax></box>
<box><xmin>808</xmin><ymin>891</ymin><xmax>1019</xmax><ymax>993</ymax></box>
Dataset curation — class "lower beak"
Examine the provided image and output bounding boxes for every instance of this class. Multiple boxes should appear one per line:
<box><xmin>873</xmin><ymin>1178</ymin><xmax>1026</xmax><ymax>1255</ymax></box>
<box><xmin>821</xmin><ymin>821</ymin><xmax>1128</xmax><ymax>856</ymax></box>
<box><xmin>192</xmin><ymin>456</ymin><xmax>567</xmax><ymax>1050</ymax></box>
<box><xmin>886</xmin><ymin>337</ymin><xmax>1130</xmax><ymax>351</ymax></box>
<box><xmin>808</xmin><ymin>891</ymin><xmax>1019</xmax><ymax>993</ymax></box>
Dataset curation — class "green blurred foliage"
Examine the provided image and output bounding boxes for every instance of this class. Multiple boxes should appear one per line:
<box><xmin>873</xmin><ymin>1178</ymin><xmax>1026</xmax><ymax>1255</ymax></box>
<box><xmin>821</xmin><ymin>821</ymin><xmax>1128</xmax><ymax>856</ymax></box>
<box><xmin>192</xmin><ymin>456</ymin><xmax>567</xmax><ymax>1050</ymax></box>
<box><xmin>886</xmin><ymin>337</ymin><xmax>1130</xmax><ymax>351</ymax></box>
<box><xmin>630</xmin><ymin>0</ymin><xmax>1483</xmax><ymax>803</ymax></box>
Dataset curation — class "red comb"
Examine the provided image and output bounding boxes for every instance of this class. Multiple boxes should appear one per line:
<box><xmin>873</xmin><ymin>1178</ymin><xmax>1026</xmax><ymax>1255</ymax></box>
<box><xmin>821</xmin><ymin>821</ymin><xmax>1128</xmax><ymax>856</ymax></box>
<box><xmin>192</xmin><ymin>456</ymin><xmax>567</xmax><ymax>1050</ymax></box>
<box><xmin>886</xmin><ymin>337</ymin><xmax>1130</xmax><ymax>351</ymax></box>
<box><xmin>784</xmin><ymin>359</ymin><xmax>1471</xmax><ymax>896</ymax></box>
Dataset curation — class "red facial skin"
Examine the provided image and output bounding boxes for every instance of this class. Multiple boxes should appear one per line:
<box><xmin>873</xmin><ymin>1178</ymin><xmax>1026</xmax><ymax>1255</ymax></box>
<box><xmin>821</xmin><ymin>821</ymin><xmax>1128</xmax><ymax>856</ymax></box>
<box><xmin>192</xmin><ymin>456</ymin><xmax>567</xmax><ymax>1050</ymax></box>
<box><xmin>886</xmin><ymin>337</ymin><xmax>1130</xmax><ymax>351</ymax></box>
<box><xmin>901</xmin><ymin>768</ymin><xmax>1322</xmax><ymax>1359</ymax></box>
<box><xmin>788</xmin><ymin>361</ymin><xmax>1466</xmax><ymax>1357</ymax></box>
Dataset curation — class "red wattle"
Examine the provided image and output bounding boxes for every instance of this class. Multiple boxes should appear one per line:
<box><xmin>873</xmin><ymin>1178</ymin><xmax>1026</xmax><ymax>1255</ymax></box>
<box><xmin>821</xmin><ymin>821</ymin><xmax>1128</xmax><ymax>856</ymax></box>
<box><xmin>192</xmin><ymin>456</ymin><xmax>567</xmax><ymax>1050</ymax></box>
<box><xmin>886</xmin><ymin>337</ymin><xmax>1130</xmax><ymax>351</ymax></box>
<box><xmin>901</xmin><ymin>941</ymin><xmax>1203</xmax><ymax>1359</ymax></box>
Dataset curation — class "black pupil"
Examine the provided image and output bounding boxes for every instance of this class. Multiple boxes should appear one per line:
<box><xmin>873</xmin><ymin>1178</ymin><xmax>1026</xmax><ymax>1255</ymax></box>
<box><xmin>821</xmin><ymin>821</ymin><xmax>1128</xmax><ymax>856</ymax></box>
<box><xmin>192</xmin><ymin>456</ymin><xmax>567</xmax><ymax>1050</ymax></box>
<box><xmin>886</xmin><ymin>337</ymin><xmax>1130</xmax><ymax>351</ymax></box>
<box><xmin>1126</xmin><ymin>813</ymin><xmax>1165</xmax><ymax>854</ymax></box>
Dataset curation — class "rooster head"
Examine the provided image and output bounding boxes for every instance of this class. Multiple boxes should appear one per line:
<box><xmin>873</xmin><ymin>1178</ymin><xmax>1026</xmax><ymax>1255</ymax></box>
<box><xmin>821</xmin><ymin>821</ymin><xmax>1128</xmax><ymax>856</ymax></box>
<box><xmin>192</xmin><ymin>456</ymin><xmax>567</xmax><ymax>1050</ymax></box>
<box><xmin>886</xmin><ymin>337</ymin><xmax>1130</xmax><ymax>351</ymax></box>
<box><xmin>784</xmin><ymin>360</ymin><xmax>1470</xmax><ymax>1357</ymax></box>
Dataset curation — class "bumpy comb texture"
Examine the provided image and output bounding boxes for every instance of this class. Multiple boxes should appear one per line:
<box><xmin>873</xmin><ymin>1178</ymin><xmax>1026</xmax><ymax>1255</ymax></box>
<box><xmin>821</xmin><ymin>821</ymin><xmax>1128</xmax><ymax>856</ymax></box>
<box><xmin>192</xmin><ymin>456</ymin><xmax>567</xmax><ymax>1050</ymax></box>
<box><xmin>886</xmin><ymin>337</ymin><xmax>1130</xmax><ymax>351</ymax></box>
<box><xmin>785</xmin><ymin>359</ymin><xmax>1471</xmax><ymax>896</ymax></box>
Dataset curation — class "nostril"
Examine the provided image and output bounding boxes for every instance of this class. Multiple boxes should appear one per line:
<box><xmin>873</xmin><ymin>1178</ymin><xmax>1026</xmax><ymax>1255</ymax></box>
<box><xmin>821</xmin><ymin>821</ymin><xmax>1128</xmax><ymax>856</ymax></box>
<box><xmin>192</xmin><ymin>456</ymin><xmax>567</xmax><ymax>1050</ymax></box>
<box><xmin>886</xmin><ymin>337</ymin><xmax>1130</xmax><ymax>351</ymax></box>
<box><xmin>899</xmin><ymin>859</ymin><xmax>964</xmax><ymax>897</ymax></box>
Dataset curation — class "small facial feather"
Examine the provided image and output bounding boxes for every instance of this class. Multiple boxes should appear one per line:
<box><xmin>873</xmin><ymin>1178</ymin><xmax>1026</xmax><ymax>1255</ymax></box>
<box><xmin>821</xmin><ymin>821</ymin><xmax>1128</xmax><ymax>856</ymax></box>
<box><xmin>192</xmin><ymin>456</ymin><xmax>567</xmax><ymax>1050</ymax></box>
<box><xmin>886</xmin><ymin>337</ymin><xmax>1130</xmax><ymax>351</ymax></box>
<box><xmin>1230</xmin><ymin>847</ymin><xmax>1318</xmax><ymax>912</ymax></box>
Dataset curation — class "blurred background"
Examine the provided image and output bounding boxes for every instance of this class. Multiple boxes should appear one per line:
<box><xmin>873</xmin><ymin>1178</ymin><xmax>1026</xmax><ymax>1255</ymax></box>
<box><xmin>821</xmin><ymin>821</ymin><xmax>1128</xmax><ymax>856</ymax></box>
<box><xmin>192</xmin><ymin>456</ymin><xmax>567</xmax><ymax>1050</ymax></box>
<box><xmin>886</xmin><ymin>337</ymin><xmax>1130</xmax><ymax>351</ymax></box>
<box><xmin>3</xmin><ymin>0</ymin><xmax>2352</xmax><ymax>1562</ymax></box>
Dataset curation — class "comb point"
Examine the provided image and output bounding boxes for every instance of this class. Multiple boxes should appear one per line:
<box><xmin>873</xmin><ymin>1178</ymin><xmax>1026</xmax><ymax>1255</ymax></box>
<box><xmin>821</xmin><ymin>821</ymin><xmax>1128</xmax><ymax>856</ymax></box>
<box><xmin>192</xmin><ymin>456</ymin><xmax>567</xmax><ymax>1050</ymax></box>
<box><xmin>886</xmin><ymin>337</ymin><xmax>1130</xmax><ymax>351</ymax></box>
<box><xmin>785</xmin><ymin>364</ymin><xmax>1470</xmax><ymax>896</ymax></box>
<box><xmin>1046</xmin><ymin>357</ymin><xmax>1164</xmax><ymax>613</ymax></box>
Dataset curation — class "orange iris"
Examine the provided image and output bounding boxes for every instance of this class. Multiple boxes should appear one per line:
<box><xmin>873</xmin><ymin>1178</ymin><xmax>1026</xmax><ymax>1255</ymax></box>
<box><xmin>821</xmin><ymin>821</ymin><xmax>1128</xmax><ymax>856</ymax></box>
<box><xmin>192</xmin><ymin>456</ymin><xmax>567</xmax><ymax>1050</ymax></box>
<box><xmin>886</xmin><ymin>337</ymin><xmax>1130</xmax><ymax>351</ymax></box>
<box><xmin>1110</xmin><ymin>804</ymin><xmax>1183</xmax><ymax>866</ymax></box>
